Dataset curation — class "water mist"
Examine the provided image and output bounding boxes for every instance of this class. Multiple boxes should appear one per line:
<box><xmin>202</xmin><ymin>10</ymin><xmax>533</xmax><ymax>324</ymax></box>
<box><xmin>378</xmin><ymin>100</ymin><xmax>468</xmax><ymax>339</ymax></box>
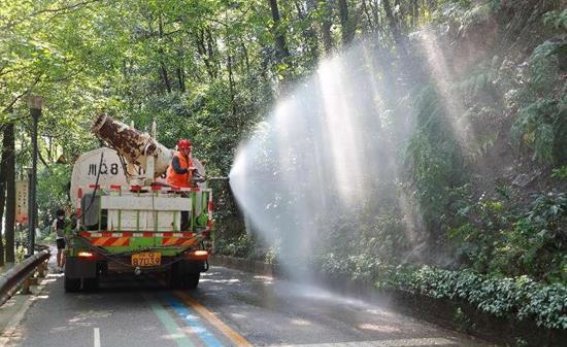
<box><xmin>229</xmin><ymin>40</ymin><xmax>424</xmax><ymax>281</ymax></box>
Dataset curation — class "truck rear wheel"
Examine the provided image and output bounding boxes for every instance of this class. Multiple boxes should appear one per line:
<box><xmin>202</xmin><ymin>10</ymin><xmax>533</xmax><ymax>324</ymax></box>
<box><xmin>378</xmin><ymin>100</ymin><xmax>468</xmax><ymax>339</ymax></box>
<box><xmin>83</xmin><ymin>277</ymin><xmax>99</xmax><ymax>291</ymax></box>
<box><xmin>184</xmin><ymin>273</ymin><xmax>200</xmax><ymax>289</ymax></box>
<box><xmin>64</xmin><ymin>276</ymin><xmax>81</xmax><ymax>292</ymax></box>
<box><xmin>170</xmin><ymin>261</ymin><xmax>201</xmax><ymax>289</ymax></box>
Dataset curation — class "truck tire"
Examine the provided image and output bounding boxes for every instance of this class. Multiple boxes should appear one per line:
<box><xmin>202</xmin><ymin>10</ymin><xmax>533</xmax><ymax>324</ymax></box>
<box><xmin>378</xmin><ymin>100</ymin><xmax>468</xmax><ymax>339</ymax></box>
<box><xmin>170</xmin><ymin>261</ymin><xmax>201</xmax><ymax>289</ymax></box>
<box><xmin>83</xmin><ymin>277</ymin><xmax>99</xmax><ymax>291</ymax></box>
<box><xmin>64</xmin><ymin>276</ymin><xmax>81</xmax><ymax>292</ymax></box>
<box><xmin>184</xmin><ymin>273</ymin><xmax>200</xmax><ymax>289</ymax></box>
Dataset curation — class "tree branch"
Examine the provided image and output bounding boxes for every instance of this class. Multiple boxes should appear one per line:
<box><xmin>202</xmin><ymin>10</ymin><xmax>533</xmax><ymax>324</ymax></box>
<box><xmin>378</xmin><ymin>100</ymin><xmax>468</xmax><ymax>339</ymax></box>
<box><xmin>1</xmin><ymin>75</ymin><xmax>42</xmax><ymax>114</ymax></box>
<box><xmin>0</xmin><ymin>63</ymin><xmax>36</xmax><ymax>77</ymax></box>
<box><xmin>35</xmin><ymin>0</ymin><xmax>102</xmax><ymax>15</ymax></box>
<box><xmin>2</xmin><ymin>0</ymin><xmax>103</xmax><ymax>31</ymax></box>
<box><xmin>38</xmin><ymin>149</ymin><xmax>52</xmax><ymax>172</ymax></box>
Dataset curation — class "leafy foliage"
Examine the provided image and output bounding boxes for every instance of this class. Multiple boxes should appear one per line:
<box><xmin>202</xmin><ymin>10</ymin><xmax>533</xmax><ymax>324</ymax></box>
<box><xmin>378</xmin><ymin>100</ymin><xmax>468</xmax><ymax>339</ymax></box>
<box><xmin>450</xmin><ymin>190</ymin><xmax>566</xmax><ymax>282</ymax></box>
<box><xmin>543</xmin><ymin>9</ymin><xmax>567</xmax><ymax>30</ymax></box>
<box><xmin>317</xmin><ymin>257</ymin><xmax>567</xmax><ymax>330</ymax></box>
<box><xmin>404</xmin><ymin>85</ymin><xmax>467</xmax><ymax>242</ymax></box>
<box><xmin>511</xmin><ymin>40</ymin><xmax>567</xmax><ymax>164</ymax></box>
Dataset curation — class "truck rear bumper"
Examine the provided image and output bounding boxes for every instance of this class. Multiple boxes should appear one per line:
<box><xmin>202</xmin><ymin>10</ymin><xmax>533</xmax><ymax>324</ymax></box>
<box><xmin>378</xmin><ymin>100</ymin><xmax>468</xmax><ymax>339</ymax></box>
<box><xmin>104</xmin><ymin>257</ymin><xmax>207</xmax><ymax>273</ymax></box>
<box><xmin>66</xmin><ymin>256</ymin><xmax>208</xmax><ymax>276</ymax></box>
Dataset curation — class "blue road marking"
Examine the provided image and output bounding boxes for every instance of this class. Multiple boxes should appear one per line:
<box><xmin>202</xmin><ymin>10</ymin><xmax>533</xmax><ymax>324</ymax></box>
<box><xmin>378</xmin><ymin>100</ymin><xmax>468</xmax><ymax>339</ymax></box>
<box><xmin>163</xmin><ymin>294</ymin><xmax>226</xmax><ymax>347</ymax></box>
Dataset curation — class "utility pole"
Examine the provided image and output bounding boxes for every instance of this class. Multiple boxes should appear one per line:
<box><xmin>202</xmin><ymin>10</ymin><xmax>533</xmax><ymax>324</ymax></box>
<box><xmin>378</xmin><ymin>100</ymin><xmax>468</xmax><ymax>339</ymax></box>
<box><xmin>27</xmin><ymin>95</ymin><xmax>42</xmax><ymax>256</ymax></box>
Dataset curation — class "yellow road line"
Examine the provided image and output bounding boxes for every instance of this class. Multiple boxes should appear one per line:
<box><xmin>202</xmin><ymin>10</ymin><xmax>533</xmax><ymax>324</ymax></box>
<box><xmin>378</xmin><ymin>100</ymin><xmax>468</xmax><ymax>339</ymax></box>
<box><xmin>174</xmin><ymin>290</ymin><xmax>253</xmax><ymax>347</ymax></box>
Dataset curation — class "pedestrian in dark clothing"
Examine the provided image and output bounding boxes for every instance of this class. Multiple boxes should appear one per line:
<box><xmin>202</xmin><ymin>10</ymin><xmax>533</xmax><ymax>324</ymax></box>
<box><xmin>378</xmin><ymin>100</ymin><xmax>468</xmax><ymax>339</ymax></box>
<box><xmin>52</xmin><ymin>209</ymin><xmax>67</xmax><ymax>273</ymax></box>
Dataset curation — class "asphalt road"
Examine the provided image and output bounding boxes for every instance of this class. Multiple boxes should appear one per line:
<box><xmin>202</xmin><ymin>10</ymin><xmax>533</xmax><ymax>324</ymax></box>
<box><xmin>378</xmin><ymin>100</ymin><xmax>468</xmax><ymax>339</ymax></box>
<box><xmin>7</xmin><ymin>265</ymin><xmax>491</xmax><ymax>347</ymax></box>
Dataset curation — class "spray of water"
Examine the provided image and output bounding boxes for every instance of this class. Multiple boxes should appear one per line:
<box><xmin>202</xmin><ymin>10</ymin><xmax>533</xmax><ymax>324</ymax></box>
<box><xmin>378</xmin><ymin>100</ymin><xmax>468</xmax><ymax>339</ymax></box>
<box><xmin>228</xmin><ymin>34</ymin><xmax>476</xmax><ymax>279</ymax></box>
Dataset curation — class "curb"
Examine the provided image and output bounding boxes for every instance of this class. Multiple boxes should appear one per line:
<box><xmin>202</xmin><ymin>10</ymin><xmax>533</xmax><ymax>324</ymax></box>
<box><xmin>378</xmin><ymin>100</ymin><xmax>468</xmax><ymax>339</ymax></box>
<box><xmin>0</xmin><ymin>277</ymin><xmax>50</xmax><ymax>346</ymax></box>
<box><xmin>0</xmin><ymin>244</ymin><xmax>55</xmax><ymax>346</ymax></box>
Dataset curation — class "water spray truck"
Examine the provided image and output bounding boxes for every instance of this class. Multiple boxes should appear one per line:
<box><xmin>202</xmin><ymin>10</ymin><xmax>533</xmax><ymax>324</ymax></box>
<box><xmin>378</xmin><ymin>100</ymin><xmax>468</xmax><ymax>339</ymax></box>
<box><xmin>64</xmin><ymin>114</ymin><xmax>213</xmax><ymax>292</ymax></box>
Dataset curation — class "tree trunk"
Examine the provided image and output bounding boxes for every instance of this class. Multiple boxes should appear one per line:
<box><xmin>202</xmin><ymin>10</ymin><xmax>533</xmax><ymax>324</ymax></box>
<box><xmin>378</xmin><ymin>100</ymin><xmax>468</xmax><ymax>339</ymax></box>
<box><xmin>159</xmin><ymin>58</ymin><xmax>172</xmax><ymax>93</ymax></box>
<box><xmin>268</xmin><ymin>0</ymin><xmax>291</xmax><ymax>64</ymax></box>
<box><xmin>412</xmin><ymin>0</ymin><xmax>419</xmax><ymax>27</ymax></box>
<box><xmin>318</xmin><ymin>0</ymin><xmax>334</xmax><ymax>54</ymax></box>
<box><xmin>4</xmin><ymin>122</ymin><xmax>15</xmax><ymax>263</ymax></box>
<box><xmin>0</xmin><ymin>126</ymin><xmax>7</xmax><ymax>266</ymax></box>
<box><xmin>195</xmin><ymin>27</ymin><xmax>217</xmax><ymax>80</ymax></box>
<box><xmin>176</xmin><ymin>46</ymin><xmax>186</xmax><ymax>93</ymax></box>
<box><xmin>295</xmin><ymin>0</ymin><xmax>320</xmax><ymax>64</ymax></box>
<box><xmin>205</xmin><ymin>28</ymin><xmax>216</xmax><ymax>74</ymax></box>
<box><xmin>370</xmin><ymin>0</ymin><xmax>380</xmax><ymax>30</ymax></box>
<box><xmin>158</xmin><ymin>13</ymin><xmax>172</xmax><ymax>93</ymax></box>
<box><xmin>240</xmin><ymin>42</ymin><xmax>251</xmax><ymax>73</ymax></box>
<box><xmin>226</xmin><ymin>50</ymin><xmax>242</xmax><ymax>137</ymax></box>
<box><xmin>382</xmin><ymin>0</ymin><xmax>406</xmax><ymax>55</ymax></box>
<box><xmin>361</xmin><ymin>0</ymin><xmax>375</xmax><ymax>32</ymax></box>
<box><xmin>337</xmin><ymin>0</ymin><xmax>353</xmax><ymax>45</ymax></box>
<box><xmin>227</xmin><ymin>54</ymin><xmax>236</xmax><ymax>119</ymax></box>
<box><xmin>176</xmin><ymin>67</ymin><xmax>185</xmax><ymax>93</ymax></box>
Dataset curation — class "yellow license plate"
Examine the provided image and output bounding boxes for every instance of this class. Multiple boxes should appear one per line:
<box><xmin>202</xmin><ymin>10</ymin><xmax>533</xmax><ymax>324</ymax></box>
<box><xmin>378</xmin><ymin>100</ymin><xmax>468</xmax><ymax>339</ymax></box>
<box><xmin>131</xmin><ymin>252</ymin><xmax>161</xmax><ymax>267</ymax></box>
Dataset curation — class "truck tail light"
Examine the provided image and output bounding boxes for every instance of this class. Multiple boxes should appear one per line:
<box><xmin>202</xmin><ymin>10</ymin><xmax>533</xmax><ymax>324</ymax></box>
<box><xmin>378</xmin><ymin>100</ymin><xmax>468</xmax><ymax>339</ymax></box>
<box><xmin>186</xmin><ymin>250</ymin><xmax>208</xmax><ymax>261</ymax></box>
<box><xmin>77</xmin><ymin>251</ymin><xmax>95</xmax><ymax>258</ymax></box>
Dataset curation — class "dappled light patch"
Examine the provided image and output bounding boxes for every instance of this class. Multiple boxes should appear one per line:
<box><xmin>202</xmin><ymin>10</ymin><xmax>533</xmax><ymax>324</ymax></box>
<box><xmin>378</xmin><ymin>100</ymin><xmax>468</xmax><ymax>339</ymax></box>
<box><xmin>159</xmin><ymin>332</ymin><xmax>190</xmax><ymax>341</ymax></box>
<box><xmin>68</xmin><ymin>309</ymin><xmax>112</xmax><ymax>326</ymax></box>
<box><xmin>358</xmin><ymin>323</ymin><xmax>401</xmax><ymax>333</ymax></box>
<box><xmin>365</xmin><ymin>308</ymin><xmax>395</xmax><ymax>318</ymax></box>
<box><xmin>253</xmin><ymin>275</ymin><xmax>274</xmax><ymax>285</ymax></box>
<box><xmin>30</xmin><ymin>295</ymin><xmax>49</xmax><ymax>301</ymax></box>
<box><xmin>290</xmin><ymin>318</ymin><xmax>311</xmax><ymax>326</ymax></box>
<box><xmin>199</xmin><ymin>277</ymin><xmax>240</xmax><ymax>284</ymax></box>
<box><xmin>229</xmin><ymin>312</ymin><xmax>248</xmax><ymax>319</ymax></box>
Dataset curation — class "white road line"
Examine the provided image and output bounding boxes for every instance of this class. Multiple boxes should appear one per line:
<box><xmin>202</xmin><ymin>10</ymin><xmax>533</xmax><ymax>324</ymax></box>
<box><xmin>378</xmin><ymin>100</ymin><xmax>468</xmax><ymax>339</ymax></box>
<box><xmin>94</xmin><ymin>327</ymin><xmax>101</xmax><ymax>347</ymax></box>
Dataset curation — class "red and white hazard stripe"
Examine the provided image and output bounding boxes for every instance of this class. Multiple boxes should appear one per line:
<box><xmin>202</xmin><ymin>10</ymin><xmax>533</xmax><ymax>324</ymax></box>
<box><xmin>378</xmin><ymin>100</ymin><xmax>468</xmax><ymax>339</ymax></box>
<box><xmin>80</xmin><ymin>231</ymin><xmax>196</xmax><ymax>238</ymax></box>
<box><xmin>80</xmin><ymin>231</ymin><xmax>198</xmax><ymax>247</ymax></box>
<box><xmin>91</xmin><ymin>236</ymin><xmax>130</xmax><ymax>247</ymax></box>
<box><xmin>161</xmin><ymin>237</ymin><xmax>198</xmax><ymax>247</ymax></box>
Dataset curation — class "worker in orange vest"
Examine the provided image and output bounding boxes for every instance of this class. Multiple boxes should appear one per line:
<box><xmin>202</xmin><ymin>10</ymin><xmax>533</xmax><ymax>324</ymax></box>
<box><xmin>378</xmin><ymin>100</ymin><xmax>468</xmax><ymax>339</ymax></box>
<box><xmin>167</xmin><ymin>139</ymin><xmax>196</xmax><ymax>230</ymax></box>
<box><xmin>167</xmin><ymin>139</ymin><xmax>196</xmax><ymax>188</ymax></box>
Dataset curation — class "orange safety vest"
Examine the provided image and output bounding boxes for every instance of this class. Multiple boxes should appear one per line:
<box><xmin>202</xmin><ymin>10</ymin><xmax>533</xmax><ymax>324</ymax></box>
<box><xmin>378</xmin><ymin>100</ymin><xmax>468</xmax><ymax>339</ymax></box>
<box><xmin>166</xmin><ymin>151</ymin><xmax>193</xmax><ymax>188</ymax></box>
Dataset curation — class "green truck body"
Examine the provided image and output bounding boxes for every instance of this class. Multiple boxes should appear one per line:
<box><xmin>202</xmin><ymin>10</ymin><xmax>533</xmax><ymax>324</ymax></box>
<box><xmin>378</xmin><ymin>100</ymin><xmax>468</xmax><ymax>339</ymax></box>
<box><xmin>64</xmin><ymin>115</ymin><xmax>212</xmax><ymax>292</ymax></box>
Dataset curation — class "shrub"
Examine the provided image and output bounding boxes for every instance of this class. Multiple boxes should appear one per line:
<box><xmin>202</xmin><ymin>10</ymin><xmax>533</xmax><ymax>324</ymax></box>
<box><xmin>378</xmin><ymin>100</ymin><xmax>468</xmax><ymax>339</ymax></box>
<box><xmin>317</xmin><ymin>257</ymin><xmax>567</xmax><ymax>330</ymax></box>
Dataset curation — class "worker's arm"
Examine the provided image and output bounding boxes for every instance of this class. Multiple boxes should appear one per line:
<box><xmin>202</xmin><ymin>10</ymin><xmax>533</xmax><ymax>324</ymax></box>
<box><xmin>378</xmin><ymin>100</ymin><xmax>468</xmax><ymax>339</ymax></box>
<box><xmin>172</xmin><ymin>156</ymin><xmax>197</xmax><ymax>175</ymax></box>
<box><xmin>171</xmin><ymin>156</ymin><xmax>188</xmax><ymax>174</ymax></box>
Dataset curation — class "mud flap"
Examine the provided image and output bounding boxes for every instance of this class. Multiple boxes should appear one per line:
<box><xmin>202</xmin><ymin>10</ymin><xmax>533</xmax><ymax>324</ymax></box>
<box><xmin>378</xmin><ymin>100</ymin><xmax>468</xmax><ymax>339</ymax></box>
<box><xmin>170</xmin><ymin>260</ymin><xmax>205</xmax><ymax>289</ymax></box>
<box><xmin>65</xmin><ymin>257</ymin><xmax>97</xmax><ymax>279</ymax></box>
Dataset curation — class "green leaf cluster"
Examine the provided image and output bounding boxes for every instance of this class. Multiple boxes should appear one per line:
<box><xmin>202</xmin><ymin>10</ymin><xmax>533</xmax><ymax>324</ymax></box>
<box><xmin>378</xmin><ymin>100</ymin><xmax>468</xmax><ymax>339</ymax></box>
<box><xmin>450</xmin><ymin>190</ymin><xmax>566</xmax><ymax>282</ymax></box>
<box><xmin>511</xmin><ymin>40</ymin><xmax>567</xmax><ymax>164</ymax></box>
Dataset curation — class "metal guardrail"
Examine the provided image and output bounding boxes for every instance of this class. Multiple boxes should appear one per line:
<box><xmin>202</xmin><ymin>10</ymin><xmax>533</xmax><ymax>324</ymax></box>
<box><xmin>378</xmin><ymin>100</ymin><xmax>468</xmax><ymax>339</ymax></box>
<box><xmin>0</xmin><ymin>248</ymin><xmax>50</xmax><ymax>306</ymax></box>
